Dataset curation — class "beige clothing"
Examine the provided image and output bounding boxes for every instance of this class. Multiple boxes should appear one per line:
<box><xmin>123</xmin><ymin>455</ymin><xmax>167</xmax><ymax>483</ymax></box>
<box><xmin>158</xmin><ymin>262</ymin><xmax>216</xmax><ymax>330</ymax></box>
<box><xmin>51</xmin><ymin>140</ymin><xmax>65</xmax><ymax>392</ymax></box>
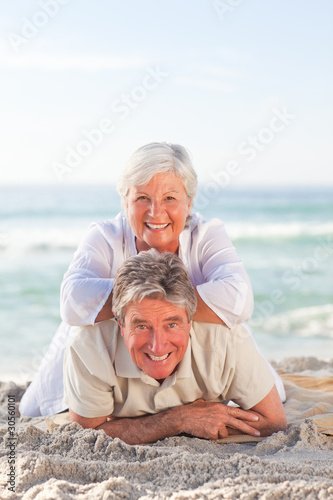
<box><xmin>63</xmin><ymin>320</ymin><xmax>275</xmax><ymax>419</ymax></box>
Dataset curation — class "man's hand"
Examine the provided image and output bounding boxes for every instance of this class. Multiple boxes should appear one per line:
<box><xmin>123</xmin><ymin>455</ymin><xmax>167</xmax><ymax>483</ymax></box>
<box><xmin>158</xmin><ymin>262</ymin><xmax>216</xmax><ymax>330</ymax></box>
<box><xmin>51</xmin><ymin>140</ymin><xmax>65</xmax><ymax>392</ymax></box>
<box><xmin>178</xmin><ymin>399</ymin><xmax>261</xmax><ymax>440</ymax></box>
<box><xmin>179</xmin><ymin>386</ymin><xmax>287</xmax><ymax>439</ymax></box>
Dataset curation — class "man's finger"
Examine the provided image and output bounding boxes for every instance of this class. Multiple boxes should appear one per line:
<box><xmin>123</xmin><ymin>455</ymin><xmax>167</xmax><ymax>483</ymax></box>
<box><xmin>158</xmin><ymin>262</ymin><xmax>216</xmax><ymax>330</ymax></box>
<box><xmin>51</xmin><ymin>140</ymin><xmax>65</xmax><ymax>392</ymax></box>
<box><xmin>227</xmin><ymin>406</ymin><xmax>259</xmax><ymax>422</ymax></box>
<box><xmin>218</xmin><ymin>426</ymin><xmax>229</xmax><ymax>439</ymax></box>
<box><xmin>226</xmin><ymin>416</ymin><xmax>261</xmax><ymax>436</ymax></box>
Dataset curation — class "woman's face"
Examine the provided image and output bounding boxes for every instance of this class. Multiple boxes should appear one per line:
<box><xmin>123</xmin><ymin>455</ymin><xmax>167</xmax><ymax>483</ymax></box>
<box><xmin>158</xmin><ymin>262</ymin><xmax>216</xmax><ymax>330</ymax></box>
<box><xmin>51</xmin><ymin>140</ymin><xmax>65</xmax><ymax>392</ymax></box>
<box><xmin>126</xmin><ymin>172</ymin><xmax>191</xmax><ymax>253</ymax></box>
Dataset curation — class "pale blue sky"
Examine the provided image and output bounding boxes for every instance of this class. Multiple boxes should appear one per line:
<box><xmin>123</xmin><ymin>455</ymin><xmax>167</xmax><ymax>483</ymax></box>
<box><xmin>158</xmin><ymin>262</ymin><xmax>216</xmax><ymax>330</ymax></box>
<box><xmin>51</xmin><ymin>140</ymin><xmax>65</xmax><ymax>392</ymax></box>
<box><xmin>0</xmin><ymin>0</ymin><xmax>332</xmax><ymax>185</ymax></box>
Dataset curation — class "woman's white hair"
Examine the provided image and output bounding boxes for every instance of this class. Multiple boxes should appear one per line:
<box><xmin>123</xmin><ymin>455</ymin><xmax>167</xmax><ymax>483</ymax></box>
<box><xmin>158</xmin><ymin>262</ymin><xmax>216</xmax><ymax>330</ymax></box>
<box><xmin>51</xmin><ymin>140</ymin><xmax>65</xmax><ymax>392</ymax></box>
<box><xmin>117</xmin><ymin>142</ymin><xmax>198</xmax><ymax>219</ymax></box>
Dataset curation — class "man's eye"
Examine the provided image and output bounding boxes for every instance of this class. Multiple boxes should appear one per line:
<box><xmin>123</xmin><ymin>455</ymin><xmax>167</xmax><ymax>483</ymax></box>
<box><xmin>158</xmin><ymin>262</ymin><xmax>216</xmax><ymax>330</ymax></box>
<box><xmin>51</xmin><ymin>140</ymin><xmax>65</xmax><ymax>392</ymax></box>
<box><xmin>168</xmin><ymin>323</ymin><xmax>177</xmax><ymax>328</ymax></box>
<box><xmin>136</xmin><ymin>325</ymin><xmax>147</xmax><ymax>330</ymax></box>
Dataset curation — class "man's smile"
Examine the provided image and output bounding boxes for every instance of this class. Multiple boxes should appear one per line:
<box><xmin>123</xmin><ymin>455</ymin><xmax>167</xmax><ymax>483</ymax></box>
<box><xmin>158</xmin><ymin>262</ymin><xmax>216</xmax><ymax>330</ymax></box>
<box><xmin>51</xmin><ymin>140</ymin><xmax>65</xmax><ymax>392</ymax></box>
<box><xmin>146</xmin><ymin>353</ymin><xmax>171</xmax><ymax>361</ymax></box>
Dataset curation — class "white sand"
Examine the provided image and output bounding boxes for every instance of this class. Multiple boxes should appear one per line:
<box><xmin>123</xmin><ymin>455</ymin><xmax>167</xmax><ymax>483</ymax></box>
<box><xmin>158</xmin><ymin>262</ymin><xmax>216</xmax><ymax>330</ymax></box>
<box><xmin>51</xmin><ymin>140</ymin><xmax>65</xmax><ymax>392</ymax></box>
<box><xmin>1</xmin><ymin>357</ymin><xmax>333</xmax><ymax>499</ymax></box>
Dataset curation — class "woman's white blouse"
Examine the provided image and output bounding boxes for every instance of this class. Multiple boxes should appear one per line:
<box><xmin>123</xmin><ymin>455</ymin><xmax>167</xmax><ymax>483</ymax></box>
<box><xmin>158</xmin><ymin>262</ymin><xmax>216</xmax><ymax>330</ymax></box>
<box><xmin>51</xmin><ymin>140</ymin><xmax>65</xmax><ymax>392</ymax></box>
<box><xmin>60</xmin><ymin>212</ymin><xmax>253</xmax><ymax>328</ymax></box>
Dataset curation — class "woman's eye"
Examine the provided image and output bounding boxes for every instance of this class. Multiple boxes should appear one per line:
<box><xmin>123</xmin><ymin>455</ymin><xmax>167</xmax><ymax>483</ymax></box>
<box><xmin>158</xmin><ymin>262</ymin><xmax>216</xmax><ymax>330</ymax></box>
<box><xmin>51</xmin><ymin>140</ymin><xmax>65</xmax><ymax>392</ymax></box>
<box><xmin>137</xmin><ymin>196</ymin><xmax>149</xmax><ymax>201</ymax></box>
<box><xmin>165</xmin><ymin>196</ymin><xmax>176</xmax><ymax>201</ymax></box>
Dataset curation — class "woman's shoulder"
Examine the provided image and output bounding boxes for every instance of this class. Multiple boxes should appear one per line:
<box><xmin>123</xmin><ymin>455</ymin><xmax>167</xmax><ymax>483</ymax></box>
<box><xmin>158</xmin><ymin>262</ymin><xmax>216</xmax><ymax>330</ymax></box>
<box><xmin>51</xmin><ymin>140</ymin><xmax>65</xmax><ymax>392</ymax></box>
<box><xmin>91</xmin><ymin>211</ymin><xmax>128</xmax><ymax>234</ymax></box>
<box><xmin>189</xmin><ymin>212</ymin><xmax>226</xmax><ymax>233</ymax></box>
<box><xmin>86</xmin><ymin>212</ymin><xmax>131</xmax><ymax>247</ymax></box>
<box><xmin>183</xmin><ymin>213</ymin><xmax>232</xmax><ymax>255</ymax></box>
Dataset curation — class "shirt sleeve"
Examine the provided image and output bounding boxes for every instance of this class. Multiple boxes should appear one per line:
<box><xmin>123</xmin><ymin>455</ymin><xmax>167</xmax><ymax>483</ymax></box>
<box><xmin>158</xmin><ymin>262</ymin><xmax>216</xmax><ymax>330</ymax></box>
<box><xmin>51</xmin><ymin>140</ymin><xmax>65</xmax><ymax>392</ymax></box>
<box><xmin>63</xmin><ymin>329</ymin><xmax>115</xmax><ymax>418</ymax></box>
<box><xmin>194</xmin><ymin>216</ymin><xmax>254</xmax><ymax>327</ymax></box>
<box><xmin>60</xmin><ymin>223</ymin><xmax>116</xmax><ymax>326</ymax></box>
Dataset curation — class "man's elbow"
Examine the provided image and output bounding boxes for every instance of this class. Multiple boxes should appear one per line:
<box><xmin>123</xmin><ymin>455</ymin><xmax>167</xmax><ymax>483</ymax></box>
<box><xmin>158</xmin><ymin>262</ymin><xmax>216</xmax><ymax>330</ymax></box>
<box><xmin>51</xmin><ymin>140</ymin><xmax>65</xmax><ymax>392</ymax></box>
<box><xmin>69</xmin><ymin>409</ymin><xmax>89</xmax><ymax>427</ymax></box>
<box><xmin>69</xmin><ymin>409</ymin><xmax>106</xmax><ymax>430</ymax></box>
<box><xmin>275</xmin><ymin>413</ymin><xmax>288</xmax><ymax>433</ymax></box>
<box><xmin>262</xmin><ymin>414</ymin><xmax>287</xmax><ymax>437</ymax></box>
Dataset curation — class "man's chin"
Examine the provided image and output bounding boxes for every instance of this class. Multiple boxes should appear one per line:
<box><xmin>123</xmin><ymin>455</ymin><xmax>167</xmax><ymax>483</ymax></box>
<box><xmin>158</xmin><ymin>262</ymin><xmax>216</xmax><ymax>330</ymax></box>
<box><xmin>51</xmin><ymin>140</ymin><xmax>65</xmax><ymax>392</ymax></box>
<box><xmin>143</xmin><ymin>362</ymin><xmax>179</xmax><ymax>382</ymax></box>
<box><xmin>146</xmin><ymin>369</ymin><xmax>173</xmax><ymax>381</ymax></box>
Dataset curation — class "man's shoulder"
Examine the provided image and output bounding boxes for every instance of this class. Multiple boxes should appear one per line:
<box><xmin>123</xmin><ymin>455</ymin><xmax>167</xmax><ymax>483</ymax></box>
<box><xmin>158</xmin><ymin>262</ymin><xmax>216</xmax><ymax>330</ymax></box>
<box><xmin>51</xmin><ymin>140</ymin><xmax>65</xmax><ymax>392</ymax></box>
<box><xmin>69</xmin><ymin>318</ymin><xmax>120</xmax><ymax>356</ymax></box>
<box><xmin>190</xmin><ymin>322</ymin><xmax>250</xmax><ymax>350</ymax></box>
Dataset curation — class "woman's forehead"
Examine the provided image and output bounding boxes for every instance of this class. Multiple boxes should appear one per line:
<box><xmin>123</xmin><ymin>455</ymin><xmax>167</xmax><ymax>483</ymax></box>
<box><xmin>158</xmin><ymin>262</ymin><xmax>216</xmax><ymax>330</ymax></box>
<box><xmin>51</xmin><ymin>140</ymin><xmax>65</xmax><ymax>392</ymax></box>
<box><xmin>130</xmin><ymin>172</ymin><xmax>186</xmax><ymax>193</ymax></box>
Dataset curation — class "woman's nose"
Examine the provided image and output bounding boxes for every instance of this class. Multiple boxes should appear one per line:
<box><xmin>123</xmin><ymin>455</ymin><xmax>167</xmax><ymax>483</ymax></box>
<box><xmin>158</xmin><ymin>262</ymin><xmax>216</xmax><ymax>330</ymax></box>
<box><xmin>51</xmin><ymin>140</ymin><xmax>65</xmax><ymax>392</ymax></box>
<box><xmin>148</xmin><ymin>200</ymin><xmax>164</xmax><ymax>218</ymax></box>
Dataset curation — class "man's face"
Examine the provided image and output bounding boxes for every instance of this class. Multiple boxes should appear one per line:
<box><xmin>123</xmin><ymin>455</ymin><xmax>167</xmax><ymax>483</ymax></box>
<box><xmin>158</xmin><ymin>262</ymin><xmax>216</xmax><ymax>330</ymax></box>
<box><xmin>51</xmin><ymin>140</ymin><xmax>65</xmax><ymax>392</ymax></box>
<box><xmin>119</xmin><ymin>298</ymin><xmax>191</xmax><ymax>382</ymax></box>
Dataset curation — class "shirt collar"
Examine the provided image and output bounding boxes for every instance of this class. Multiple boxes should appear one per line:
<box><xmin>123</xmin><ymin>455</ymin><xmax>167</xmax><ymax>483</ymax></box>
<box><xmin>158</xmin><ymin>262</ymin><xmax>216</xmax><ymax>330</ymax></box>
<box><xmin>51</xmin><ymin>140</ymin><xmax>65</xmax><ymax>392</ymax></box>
<box><xmin>179</xmin><ymin>214</ymin><xmax>197</xmax><ymax>269</ymax></box>
<box><xmin>114</xmin><ymin>334</ymin><xmax>141</xmax><ymax>378</ymax></box>
<box><xmin>122</xmin><ymin>211</ymin><xmax>138</xmax><ymax>258</ymax></box>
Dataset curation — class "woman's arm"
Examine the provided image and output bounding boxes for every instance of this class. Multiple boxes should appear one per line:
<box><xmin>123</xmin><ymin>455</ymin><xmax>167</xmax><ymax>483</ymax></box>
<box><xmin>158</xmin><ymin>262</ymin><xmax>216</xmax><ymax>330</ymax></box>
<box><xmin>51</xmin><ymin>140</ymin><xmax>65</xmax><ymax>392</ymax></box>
<box><xmin>95</xmin><ymin>291</ymin><xmax>114</xmax><ymax>323</ymax></box>
<box><xmin>192</xmin><ymin>216</ymin><xmax>254</xmax><ymax>327</ymax></box>
<box><xmin>192</xmin><ymin>288</ymin><xmax>226</xmax><ymax>325</ymax></box>
<box><xmin>60</xmin><ymin>224</ymin><xmax>115</xmax><ymax>326</ymax></box>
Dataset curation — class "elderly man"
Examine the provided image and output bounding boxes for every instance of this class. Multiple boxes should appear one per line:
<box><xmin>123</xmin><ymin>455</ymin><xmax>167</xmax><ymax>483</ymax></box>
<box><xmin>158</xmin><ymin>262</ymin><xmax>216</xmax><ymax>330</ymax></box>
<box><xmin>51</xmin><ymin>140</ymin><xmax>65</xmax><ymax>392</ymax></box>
<box><xmin>64</xmin><ymin>250</ymin><xmax>286</xmax><ymax>444</ymax></box>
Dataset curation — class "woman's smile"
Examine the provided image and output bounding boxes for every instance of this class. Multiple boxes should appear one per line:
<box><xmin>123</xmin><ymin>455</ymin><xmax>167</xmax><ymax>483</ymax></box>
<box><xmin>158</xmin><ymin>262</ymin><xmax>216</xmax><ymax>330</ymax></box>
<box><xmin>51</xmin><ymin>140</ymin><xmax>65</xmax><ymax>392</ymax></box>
<box><xmin>144</xmin><ymin>222</ymin><xmax>170</xmax><ymax>230</ymax></box>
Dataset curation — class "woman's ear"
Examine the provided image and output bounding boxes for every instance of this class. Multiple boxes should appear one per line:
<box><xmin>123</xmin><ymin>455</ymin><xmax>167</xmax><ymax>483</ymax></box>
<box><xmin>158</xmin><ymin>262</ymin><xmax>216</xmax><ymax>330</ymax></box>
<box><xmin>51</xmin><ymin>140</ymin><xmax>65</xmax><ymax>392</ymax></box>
<box><xmin>186</xmin><ymin>198</ymin><xmax>192</xmax><ymax>217</ymax></box>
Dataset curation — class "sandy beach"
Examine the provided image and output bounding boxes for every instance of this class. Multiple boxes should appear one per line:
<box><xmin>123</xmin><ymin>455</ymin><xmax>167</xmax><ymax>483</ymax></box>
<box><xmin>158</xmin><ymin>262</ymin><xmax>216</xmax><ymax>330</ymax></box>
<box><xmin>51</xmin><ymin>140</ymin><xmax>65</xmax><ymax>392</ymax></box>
<box><xmin>1</xmin><ymin>356</ymin><xmax>332</xmax><ymax>499</ymax></box>
<box><xmin>1</xmin><ymin>0</ymin><xmax>333</xmax><ymax>496</ymax></box>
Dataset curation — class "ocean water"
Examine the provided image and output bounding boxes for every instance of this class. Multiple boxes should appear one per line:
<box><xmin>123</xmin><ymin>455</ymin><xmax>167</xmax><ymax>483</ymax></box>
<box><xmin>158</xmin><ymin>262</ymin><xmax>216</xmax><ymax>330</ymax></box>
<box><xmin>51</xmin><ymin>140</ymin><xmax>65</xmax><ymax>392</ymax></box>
<box><xmin>0</xmin><ymin>184</ymin><xmax>332</xmax><ymax>382</ymax></box>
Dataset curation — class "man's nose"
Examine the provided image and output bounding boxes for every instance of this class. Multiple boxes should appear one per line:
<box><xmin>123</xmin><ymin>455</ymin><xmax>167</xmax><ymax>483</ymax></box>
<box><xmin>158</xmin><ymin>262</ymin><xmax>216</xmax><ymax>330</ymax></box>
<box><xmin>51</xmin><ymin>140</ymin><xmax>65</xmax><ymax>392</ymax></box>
<box><xmin>148</xmin><ymin>330</ymin><xmax>167</xmax><ymax>353</ymax></box>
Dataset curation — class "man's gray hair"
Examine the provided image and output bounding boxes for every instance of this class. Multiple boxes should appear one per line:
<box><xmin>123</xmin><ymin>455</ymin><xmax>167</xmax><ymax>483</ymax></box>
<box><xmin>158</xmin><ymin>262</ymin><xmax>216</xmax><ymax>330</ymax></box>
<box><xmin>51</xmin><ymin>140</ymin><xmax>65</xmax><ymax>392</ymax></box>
<box><xmin>112</xmin><ymin>249</ymin><xmax>197</xmax><ymax>325</ymax></box>
<box><xmin>117</xmin><ymin>142</ymin><xmax>198</xmax><ymax>222</ymax></box>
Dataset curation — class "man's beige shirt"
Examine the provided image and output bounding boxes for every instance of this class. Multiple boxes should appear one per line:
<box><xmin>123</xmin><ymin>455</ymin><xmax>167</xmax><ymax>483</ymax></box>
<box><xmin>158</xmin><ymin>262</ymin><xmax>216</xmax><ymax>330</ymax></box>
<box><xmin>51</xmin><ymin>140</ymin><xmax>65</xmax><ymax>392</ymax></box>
<box><xmin>63</xmin><ymin>320</ymin><xmax>274</xmax><ymax>418</ymax></box>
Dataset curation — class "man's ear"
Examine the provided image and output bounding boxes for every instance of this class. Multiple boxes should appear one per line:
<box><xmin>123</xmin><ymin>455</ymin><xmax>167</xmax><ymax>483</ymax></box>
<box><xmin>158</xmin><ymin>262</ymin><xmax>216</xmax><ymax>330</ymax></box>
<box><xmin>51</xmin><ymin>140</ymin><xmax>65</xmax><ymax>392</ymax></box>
<box><xmin>115</xmin><ymin>317</ymin><xmax>125</xmax><ymax>335</ymax></box>
<box><xmin>112</xmin><ymin>309</ymin><xmax>120</xmax><ymax>325</ymax></box>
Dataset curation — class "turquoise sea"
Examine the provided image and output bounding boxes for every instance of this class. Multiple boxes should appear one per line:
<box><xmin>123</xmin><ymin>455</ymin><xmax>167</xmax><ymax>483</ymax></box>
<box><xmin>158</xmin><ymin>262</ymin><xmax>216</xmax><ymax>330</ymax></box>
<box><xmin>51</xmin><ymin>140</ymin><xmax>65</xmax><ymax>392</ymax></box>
<box><xmin>0</xmin><ymin>184</ymin><xmax>332</xmax><ymax>383</ymax></box>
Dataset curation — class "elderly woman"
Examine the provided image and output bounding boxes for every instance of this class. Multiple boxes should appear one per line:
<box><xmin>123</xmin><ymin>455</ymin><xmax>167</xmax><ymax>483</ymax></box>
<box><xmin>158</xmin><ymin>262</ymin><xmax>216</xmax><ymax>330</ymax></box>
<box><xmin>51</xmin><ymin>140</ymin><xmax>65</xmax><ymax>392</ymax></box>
<box><xmin>20</xmin><ymin>142</ymin><xmax>285</xmax><ymax>417</ymax></box>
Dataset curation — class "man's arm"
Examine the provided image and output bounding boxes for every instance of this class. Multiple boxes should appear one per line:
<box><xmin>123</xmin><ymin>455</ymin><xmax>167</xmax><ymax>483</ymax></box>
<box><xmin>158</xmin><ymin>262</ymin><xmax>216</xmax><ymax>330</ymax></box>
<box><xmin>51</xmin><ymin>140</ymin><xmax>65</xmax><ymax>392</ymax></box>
<box><xmin>70</xmin><ymin>385</ymin><xmax>286</xmax><ymax>444</ymax></box>
<box><xmin>226</xmin><ymin>385</ymin><xmax>287</xmax><ymax>437</ymax></box>
<box><xmin>69</xmin><ymin>401</ymin><xmax>263</xmax><ymax>445</ymax></box>
<box><xmin>246</xmin><ymin>385</ymin><xmax>287</xmax><ymax>436</ymax></box>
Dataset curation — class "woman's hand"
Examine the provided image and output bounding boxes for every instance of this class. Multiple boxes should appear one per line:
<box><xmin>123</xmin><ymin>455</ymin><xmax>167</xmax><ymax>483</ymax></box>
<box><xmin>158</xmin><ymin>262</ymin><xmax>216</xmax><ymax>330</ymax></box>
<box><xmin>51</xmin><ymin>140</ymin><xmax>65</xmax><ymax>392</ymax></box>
<box><xmin>95</xmin><ymin>292</ymin><xmax>114</xmax><ymax>323</ymax></box>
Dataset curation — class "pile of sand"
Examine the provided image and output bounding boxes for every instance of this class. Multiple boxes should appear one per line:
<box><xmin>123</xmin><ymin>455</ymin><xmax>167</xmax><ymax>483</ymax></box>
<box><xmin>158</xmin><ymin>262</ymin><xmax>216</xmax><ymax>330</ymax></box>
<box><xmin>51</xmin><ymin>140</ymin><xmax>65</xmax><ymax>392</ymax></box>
<box><xmin>1</xmin><ymin>357</ymin><xmax>333</xmax><ymax>499</ymax></box>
